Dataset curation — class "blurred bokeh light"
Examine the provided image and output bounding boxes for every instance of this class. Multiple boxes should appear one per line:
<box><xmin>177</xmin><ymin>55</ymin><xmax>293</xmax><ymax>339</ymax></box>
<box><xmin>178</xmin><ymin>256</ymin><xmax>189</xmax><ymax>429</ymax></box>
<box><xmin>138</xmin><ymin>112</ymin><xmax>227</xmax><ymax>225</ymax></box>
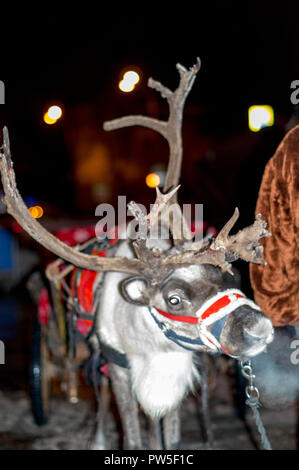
<box><xmin>248</xmin><ymin>105</ymin><xmax>274</xmax><ymax>132</ymax></box>
<box><xmin>43</xmin><ymin>105</ymin><xmax>63</xmax><ymax>125</ymax></box>
<box><xmin>119</xmin><ymin>69</ymin><xmax>140</xmax><ymax>92</ymax></box>
<box><xmin>28</xmin><ymin>205</ymin><xmax>44</xmax><ymax>218</ymax></box>
<box><xmin>145</xmin><ymin>173</ymin><xmax>160</xmax><ymax>188</ymax></box>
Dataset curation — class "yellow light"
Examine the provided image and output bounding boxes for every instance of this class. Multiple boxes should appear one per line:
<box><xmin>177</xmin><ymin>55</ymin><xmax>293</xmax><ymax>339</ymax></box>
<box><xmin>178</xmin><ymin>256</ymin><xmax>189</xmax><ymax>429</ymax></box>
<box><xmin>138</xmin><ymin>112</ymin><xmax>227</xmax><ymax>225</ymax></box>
<box><xmin>248</xmin><ymin>105</ymin><xmax>274</xmax><ymax>132</ymax></box>
<box><xmin>48</xmin><ymin>105</ymin><xmax>62</xmax><ymax>120</ymax></box>
<box><xmin>123</xmin><ymin>71</ymin><xmax>140</xmax><ymax>85</ymax></box>
<box><xmin>146</xmin><ymin>173</ymin><xmax>160</xmax><ymax>188</ymax></box>
<box><xmin>43</xmin><ymin>112</ymin><xmax>57</xmax><ymax>125</ymax></box>
<box><xmin>118</xmin><ymin>69</ymin><xmax>140</xmax><ymax>93</ymax></box>
<box><xmin>119</xmin><ymin>79</ymin><xmax>135</xmax><ymax>93</ymax></box>
<box><xmin>29</xmin><ymin>206</ymin><xmax>44</xmax><ymax>219</ymax></box>
<box><xmin>43</xmin><ymin>105</ymin><xmax>63</xmax><ymax>125</ymax></box>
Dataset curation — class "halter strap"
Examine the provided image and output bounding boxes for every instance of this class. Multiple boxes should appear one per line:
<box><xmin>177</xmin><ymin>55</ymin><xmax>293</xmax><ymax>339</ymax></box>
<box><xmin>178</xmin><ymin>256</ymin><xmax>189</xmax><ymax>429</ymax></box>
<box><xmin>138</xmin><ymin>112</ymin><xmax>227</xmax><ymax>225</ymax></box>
<box><xmin>153</xmin><ymin>308</ymin><xmax>198</xmax><ymax>324</ymax></box>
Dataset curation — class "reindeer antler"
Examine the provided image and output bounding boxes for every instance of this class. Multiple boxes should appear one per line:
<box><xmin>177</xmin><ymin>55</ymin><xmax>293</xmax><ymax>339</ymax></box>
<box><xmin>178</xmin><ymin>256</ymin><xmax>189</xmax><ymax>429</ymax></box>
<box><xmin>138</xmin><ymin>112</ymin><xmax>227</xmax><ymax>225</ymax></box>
<box><xmin>104</xmin><ymin>59</ymin><xmax>201</xmax><ymax>242</ymax></box>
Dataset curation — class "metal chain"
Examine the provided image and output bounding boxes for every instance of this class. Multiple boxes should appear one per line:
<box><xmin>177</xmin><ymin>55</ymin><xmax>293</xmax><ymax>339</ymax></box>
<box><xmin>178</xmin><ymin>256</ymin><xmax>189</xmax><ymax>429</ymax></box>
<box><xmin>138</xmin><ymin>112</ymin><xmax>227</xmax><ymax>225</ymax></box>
<box><xmin>240</xmin><ymin>359</ymin><xmax>272</xmax><ymax>450</ymax></box>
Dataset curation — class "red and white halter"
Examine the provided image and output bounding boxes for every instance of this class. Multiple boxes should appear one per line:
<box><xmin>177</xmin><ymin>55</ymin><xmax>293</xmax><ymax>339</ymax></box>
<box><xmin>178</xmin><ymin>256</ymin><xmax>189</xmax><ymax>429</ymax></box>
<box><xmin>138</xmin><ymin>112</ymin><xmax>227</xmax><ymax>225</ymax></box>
<box><xmin>150</xmin><ymin>289</ymin><xmax>261</xmax><ymax>353</ymax></box>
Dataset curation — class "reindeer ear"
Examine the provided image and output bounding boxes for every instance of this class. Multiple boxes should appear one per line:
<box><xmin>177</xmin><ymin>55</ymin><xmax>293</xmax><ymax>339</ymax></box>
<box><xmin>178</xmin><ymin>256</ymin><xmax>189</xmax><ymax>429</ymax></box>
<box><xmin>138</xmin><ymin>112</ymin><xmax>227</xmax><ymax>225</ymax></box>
<box><xmin>121</xmin><ymin>276</ymin><xmax>150</xmax><ymax>305</ymax></box>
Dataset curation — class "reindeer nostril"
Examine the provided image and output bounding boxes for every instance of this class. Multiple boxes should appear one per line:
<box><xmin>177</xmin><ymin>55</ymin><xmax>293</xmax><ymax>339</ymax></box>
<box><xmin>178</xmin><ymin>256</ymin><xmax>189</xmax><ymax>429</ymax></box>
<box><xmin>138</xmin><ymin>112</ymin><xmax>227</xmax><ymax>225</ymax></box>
<box><xmin>243</xmin><ymin>324</ymin><xmax>274</xmax><ymax>345</ymax></box>
<box><xmin>243</xmin><ymin>327</ymin><xmax>261</xmax><ymax>342</ymax></box>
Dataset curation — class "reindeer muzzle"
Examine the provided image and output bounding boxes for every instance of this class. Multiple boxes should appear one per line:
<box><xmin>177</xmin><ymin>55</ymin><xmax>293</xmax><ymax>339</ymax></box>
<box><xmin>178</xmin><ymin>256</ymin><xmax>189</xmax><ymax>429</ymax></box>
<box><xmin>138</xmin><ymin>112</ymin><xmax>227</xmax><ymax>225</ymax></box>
<box><xmin>150</xmin><ymin>289</ymin><xmax>261</xmax><ymax>354</ymax></box>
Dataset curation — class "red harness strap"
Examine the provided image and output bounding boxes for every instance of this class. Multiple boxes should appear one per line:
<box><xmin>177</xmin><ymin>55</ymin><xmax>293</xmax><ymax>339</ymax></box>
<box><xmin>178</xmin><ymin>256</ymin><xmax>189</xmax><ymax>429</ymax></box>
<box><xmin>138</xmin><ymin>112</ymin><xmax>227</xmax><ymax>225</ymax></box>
<box><xmin>154</xmin><ymin>292</ymin><xmax>245</xmax><ymax>325</ymax></box>
<box><xmin>200</xmin><ymin>292</ymin><xmax>244</xmax><ymax>320</ymax></box>
<box><xmin>154</xmin><ymin>308</ymin><xmax>198</xmax><ymax>324</ymax></box>
<box><xmin>69</xmin><ymin>239</ymin><xmax>118</xmax><ymax>337</ymax></box>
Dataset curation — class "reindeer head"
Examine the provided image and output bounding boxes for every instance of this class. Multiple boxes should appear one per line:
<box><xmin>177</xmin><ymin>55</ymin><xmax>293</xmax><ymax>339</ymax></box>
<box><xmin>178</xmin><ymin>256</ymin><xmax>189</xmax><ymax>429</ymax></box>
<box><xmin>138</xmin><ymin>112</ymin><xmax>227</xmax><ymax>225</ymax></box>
<box><xmin>121</xmin><ymin>267</ymin><xmax>274</xmax><ymax>358</ymax></box>
<box><xmin>119</xmin><ymin>197</ymin><xmax>274</xmax><ymax>359</ymax></box>
<box><xmin>0</xmin><ymin>60</ymin><xmax>274</xmax><ymax>359</ymax></box>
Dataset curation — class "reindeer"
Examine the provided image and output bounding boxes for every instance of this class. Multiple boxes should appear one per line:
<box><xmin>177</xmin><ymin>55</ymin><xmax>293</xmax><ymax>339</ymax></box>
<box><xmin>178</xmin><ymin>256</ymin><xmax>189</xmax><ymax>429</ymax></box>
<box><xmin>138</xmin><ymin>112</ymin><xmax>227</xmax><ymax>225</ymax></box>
<box><xmin>0</xmin><ymin>60</ymin><xmax>274</xmax><ymax>450</ymax></box>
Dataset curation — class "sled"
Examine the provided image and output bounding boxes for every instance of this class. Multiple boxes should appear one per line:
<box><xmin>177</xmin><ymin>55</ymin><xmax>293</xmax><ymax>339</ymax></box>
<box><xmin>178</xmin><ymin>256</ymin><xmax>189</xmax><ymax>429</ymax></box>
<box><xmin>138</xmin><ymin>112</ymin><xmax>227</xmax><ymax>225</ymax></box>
<box><xmin>27</xmin><ymin>231</ymin><xmax>118</xmax><ymax>425</ymax></box>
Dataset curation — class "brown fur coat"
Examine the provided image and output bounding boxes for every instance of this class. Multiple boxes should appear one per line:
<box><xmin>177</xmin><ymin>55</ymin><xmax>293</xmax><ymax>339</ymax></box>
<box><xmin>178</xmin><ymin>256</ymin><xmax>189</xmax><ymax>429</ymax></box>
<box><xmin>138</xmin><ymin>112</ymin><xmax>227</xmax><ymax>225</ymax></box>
<box><xmin>250</xmin><ymin>124</ymin><xmax>299</xmax><ymax>326</ymax></box>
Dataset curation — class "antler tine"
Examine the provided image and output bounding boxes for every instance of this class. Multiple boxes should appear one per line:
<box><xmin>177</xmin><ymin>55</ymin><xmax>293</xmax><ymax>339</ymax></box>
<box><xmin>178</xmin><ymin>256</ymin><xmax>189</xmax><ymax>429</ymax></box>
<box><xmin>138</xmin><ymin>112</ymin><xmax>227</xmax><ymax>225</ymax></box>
<box><xmin>127</xmin><ymin>185</ymin><xmax>181</xmax><ymax>244</ymax></box>
<box><xmin>224</xmin><ymin>213</ymin><xmax>271</xmax><ymax>264</ymax></box>
<box><xmin>127</xmin><ymin>185</ymin><xmax>180</xmax><ymax>258</ymax></box>
<box><xmin>174</xmin><ymin>58</ymin><xmax>201</xmax><ymax>105</ymax></box>
<box><xmin>209</xmin><ymin>207</ymin><xmax>271</xmax><ymax>265</ymax></box>
<box><xmin>127</xmin><ymin>190</ymin><xmax>177</xmax><ymax>283</ymax></box>
<box><xmin>0</xmin><ymin>127</ymin><xmax>143</xmax><ymax>276</ymax></box>
<box><xmin>148</xmin><ymin>185</ymin><xmax>180</xmax><ymax>227</ymax></box>
<box><xmin>185</xmin><ymin>207</ymin><xmax>240</xmax><ymax>260</ymax></box>
<box><xmin>211</xmin><ymin>207</ymin><xmax>240</xmax><ymax>249</ymax></box>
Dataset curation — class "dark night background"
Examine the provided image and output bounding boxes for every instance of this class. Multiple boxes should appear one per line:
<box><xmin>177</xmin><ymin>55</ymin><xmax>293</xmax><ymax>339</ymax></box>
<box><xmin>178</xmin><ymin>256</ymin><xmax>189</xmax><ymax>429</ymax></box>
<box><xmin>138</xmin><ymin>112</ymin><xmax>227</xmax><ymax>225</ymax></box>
<box><xmin>1</xmin><ymin>3</ymin><xmax>298</xmax><ymax>219</ymax></box>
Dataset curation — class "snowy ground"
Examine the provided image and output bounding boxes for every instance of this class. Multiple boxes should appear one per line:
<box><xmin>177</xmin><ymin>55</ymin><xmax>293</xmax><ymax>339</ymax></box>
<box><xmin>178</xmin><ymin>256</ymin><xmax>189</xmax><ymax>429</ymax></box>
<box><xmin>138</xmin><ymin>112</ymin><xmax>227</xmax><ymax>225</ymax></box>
<box><xmin>0</xmin><ymin>357</ymin><xmax>297</xmax><ymax>451</ymax></box>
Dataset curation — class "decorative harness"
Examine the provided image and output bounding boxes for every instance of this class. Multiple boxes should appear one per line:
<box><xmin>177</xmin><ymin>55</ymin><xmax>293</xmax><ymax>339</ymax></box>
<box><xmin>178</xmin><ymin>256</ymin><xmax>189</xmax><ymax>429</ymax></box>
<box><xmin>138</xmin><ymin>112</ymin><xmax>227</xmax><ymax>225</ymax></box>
<box><xmin>149</xmin><ymin>289</ymin><xmax>261</xmax><ymax>355</ymax></box>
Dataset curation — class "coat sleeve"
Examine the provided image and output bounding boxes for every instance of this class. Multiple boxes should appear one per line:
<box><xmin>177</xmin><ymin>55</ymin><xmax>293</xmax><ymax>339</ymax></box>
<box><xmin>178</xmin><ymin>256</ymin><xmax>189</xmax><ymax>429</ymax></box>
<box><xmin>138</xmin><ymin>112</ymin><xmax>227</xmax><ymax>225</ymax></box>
<box><xmin>249</xmin><ymin>124</ymin><xmax>299</xmax><ymax>326</ymax></box>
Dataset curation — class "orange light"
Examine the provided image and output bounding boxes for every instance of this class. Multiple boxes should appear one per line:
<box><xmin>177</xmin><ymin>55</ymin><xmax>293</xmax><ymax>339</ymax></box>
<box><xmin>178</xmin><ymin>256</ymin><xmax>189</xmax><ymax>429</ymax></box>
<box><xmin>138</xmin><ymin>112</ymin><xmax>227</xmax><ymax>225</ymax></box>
<box><xmin>29</xmin><ymin>206</ymin><xmax>44</xmax><ymax>219</ymax></box>
<box><xmin>146</xmin><ymin>173</ymin><xmax>160</xmax><ymax>188</ymax></box>
<box><xmin>43</xmin><ymin>112</ymin><xmax>57</xmax><ymax>125</ymax></box>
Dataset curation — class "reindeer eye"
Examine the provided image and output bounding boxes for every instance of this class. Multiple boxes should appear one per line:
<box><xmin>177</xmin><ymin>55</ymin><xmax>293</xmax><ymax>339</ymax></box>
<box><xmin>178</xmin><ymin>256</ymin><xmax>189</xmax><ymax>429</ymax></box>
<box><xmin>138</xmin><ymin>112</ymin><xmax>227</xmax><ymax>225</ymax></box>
<box><xmin>168</xmin><ymin>294</ymin><xmax>181</xmax><ymax>305</ymax></box>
